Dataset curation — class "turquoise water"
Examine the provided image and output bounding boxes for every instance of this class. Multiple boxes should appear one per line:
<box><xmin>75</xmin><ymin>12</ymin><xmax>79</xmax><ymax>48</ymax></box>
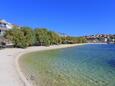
<box><xmin>19</xmin><ymin>44</ymin><xmax>115</xmax><ymax>86</ymax></box>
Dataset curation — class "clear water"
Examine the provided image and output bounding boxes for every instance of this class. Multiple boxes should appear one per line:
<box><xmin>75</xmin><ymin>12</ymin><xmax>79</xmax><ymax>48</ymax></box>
<box><xmin>19</xmin><ymin>44</ymin><xmax>115</xmax><ymax>86</ymax></box>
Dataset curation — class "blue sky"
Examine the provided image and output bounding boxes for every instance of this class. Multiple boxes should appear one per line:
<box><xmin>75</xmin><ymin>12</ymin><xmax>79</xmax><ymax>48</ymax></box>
<box><xmin>0</xmin><ymin>0</ymin><xmax>115</xmax><ymax>36</ymax></box>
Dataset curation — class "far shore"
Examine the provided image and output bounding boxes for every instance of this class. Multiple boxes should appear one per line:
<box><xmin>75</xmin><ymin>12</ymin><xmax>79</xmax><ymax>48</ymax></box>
<box><xmin>0</xmin><ymin>43</ymin><xmax>85</xmax><ymax>86</ymax></box>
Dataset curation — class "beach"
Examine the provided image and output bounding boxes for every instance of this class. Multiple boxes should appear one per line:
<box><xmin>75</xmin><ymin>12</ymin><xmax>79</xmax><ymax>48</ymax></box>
<box><xmin>0</xmin><ymin>44</ymin><xmax>83</xmax><ymax>86</ymax></box>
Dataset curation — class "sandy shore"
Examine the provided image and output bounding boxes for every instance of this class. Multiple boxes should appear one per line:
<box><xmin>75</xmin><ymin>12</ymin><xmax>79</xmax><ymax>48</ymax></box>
<box><xmin>0</xmin><ymin>44</ymin><xmax>84</xmax><ymax>86</ymax></box>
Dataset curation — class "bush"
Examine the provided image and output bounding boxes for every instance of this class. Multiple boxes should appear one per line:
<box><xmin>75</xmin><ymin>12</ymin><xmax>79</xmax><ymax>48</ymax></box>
<box><xmin>5</xmin><ymin>27</ymin><xmax>35</xmax><ymax>48</ymax></box>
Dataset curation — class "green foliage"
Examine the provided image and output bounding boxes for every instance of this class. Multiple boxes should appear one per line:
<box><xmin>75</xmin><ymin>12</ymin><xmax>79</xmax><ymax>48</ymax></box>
<box><xmin>35</xmin><ymin>28</ymin><xmax>50</xmax><ymax>46</ymax></box>
<box><xmin>35</xmin><ymin>28</ymin><xmax>62</xmax><ymax>46</ymax></box>
<box><xmin>5</xmin><ymin>27</ymin><xmax>35</xmax><ymax>48</ymax></box>
<box><xmin>4</xmin><ymin>26</ymin><xmax>87</xmax><ymax>48</ymax></box>
<box><xmin>61</xmin><ymin>36</ymin><xmax>87</xmax><ymax>44</ymax></box>
<box><xmin>21</xmin><ymin>27</ymin><xmax>35</xmax><ymax>46</ymax></box>
<box><xmin>48</xmin><ymin>31</ymin><xmax>62</xmax><ymax>45</ymax></box>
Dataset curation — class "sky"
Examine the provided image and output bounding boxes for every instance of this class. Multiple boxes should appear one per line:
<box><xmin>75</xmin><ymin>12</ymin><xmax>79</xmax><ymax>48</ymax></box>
<box><xmin>0</xmin><ymin>0</ymin><xmax>115</xmax><ymax>36</ymax></box>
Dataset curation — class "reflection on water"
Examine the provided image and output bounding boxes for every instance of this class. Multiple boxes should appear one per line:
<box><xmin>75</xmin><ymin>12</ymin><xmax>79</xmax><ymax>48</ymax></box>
<box><xmin>19</xmin><ymin>44</ymin><xmax>115</xmax><ymax>86</ymax></box>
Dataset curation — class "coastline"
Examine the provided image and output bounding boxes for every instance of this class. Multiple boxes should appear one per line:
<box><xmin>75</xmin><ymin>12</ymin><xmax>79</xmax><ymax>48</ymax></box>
<box><xmin>0</xmin><ymin>43</ymin><xmax>84</xmax><ymax>86</ymax></box>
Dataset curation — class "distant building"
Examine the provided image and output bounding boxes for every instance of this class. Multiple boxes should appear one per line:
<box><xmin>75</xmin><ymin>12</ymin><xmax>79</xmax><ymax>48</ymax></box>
<box><xmin>104</xmin><ymin>38</ymin><xmax>108</xmax><ymax>42</ymax></box>
<box><xmin>0</xmin><ymin>19</ymin><xmax>13</xmax><ymax>36</ymax></box>
<box><xmin>84</xmin><ymin>34</ymin><xmax>115</xmax><ymax>43</ymax></box>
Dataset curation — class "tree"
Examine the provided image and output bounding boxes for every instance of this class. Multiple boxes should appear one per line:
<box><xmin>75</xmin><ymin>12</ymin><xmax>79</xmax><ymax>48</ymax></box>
<box><xmin>21</xmin><ymin>27</ymin><xmax>35</xmax><ymax>46</ymax></box>
<box><xmin>4</xmin><ymin>27</ymin><xmax>35</xmax><ymax>48</ymax></box>
<box><xmin>61</xmin><ymin>36</ymin><xmax>87</xmax><ymax>44</ymax></box>
<box><xmin>48</xmin><ymin>31</ymin><xmax>62</xmax><ymax>45</ymax></box>
<box><xmin>35</xmin><ymin>28</ymin><xmax>50</xmax><ymax>46</ymax></box>
<box><xmin>5</xmin><ymin>26</ymin><xmax>87</xmax><ymax>48</ymax></box>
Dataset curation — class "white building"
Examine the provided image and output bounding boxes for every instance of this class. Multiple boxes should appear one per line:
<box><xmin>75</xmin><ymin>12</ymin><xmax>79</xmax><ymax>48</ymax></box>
<box><xmin>0</xmin><ymin>19</ymin><xmax>13</xmax><ymax>36</ymax></box>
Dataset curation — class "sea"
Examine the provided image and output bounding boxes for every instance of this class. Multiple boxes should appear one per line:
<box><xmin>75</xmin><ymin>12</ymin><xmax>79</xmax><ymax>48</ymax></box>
<box><xmin>19</xmin><ymin>44</ymin><xmax>115</xmax><ymax>86</ymax></box>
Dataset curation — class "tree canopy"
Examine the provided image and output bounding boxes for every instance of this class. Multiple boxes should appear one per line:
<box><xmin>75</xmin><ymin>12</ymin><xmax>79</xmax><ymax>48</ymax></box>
<box><xmin>4</xmin><ymin>27</ymin><xmax>87</xmax><ymax>48</ymax></box>
<box><xmin>4</xmin><ymin>27</ymin><xmax>35</xmax><ymax>48</ymax></box>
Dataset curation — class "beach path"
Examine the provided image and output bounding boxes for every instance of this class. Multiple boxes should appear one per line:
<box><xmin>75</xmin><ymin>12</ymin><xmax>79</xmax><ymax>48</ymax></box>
<box><xmin>0</xmin><ymin>48</ymin><xmax>25</xmax><ymax>86</ymax></box>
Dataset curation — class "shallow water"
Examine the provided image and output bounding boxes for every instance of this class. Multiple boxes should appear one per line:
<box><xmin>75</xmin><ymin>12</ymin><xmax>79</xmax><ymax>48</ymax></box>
<box><xmin>19</xmin><ymin>44</ymin><xmax>115</xmax><ymax>86</ymax></box>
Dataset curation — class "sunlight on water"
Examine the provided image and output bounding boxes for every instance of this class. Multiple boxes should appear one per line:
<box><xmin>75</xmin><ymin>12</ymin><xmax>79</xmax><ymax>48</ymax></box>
<box><xmin>19</xmin><ymin>44</ymin><xmax>115</xmax><ymax>86</ymax></box>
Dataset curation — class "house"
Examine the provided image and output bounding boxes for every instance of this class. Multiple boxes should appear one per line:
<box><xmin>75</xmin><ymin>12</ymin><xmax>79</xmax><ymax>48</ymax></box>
<box><xmin>0</xmin><ymin>19</ymin><xmax>13</xmax><ymax>36</ymax></box>
<box><xmin>0</xmin><ymin>19</ymin><xmax>14</xmax><ymax>47</ymax></box>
